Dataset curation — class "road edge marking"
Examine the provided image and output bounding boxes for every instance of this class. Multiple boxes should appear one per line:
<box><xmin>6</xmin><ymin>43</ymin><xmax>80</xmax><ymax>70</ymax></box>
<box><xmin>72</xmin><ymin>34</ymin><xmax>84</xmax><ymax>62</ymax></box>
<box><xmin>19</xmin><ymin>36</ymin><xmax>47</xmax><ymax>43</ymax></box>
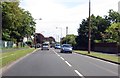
<box><xmin>74</xmin><ymin>52</ymin><xmax>118</xmax><ymax>66</ymax></box>
<box><xmin>0</xmin><ymin>48</ymin><xmax>40</xmax><ymax>76</ymax></box>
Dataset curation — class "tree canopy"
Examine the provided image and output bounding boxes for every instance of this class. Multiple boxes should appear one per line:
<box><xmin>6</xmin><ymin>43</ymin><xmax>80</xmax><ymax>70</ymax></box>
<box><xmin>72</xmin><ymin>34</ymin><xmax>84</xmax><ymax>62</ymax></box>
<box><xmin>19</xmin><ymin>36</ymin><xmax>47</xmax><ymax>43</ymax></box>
<box><xmin>77</xmin><ymin>9</ymin><xmax>120</xmax><ymax>49</ymax></box>
<box><xmin>1</xmin><ymin>2</ymin><xmax>36</xmax><ymax>45</ymax></box>
<box><xmin>61</xmin><ymin>34</ymin><xmax>77</xmax><ymax>47</ymax></box>
<box><xmin>105</xmin><ymin>23</ymin><xmax>120</xmax><ymax>43</ymax></box>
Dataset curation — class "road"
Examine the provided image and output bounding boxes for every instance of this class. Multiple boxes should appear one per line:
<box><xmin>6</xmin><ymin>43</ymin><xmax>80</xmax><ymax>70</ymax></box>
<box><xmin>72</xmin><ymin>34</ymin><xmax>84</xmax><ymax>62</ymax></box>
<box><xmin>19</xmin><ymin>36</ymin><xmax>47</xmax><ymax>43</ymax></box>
<box><xmin>2</xmin><ymin>48</ymin><xmax>119</xmax><ymax>78</ymax></box>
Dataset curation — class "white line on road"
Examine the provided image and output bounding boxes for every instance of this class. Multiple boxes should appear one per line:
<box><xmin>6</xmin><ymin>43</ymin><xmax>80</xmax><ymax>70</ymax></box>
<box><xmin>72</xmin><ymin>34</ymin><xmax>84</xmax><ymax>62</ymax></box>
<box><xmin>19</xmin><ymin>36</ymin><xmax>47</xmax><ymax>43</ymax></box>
<box><xmin>57</xmin><ymin>54</ymin><xmax>60</xmax><ymax>57</ymax></box>
<box><xmin>0</xmin><ymin>48</ymin><xmax>40</xmax><ymax>76</ymax></box>
<box><xmin>65</xmin><ymin>61</ymin><xmax>72</xmax><ymax>67</ymax></box>
<box><xmin>74</xmin><ymin>70</ymin><xmax>83</xmax><ymax>77</ymax></box>
<box><xmin>81</xmin><ymin>54</ymin><xmax>118</xmax><ymax>66</ymax></box>
<box><xmin>89</xmin><ymin>62</ymin><xmax>118</xmax><ymax>75</ymax></box>
<box><xmin>60</xmin><ymin>57</ymin><xmax>65</xmax><ymax>60</ymax></box>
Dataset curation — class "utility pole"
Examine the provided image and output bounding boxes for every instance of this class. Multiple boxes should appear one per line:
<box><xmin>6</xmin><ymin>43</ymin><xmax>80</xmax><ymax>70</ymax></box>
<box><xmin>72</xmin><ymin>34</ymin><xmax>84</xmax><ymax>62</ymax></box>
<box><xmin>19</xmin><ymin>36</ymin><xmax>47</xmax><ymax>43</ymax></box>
<box><xmin>88</xmin><ymin>0</ymin><xmax>91</xmax><ymax>54</ymax></box>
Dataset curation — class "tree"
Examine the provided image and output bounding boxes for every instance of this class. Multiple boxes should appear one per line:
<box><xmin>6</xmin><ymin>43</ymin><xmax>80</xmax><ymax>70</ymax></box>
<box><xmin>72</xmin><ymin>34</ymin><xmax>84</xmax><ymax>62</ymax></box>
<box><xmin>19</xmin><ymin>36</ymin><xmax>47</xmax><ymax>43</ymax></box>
<box><xmin>105</xmin><ymin>23</ymin><xmax>120</xmax><ymax>43</ymax></box>
<box><xmin>61</xmin><ymin>34</ymin><xmax>77</xmax><ymax>48</ymax></box>
<box><xmin>107</xmin><ymin>9</ymin><xmax>120</xmax><ymax>23</ymax></box>
<box><xmin>77</xmin><ymin>14</ymin><xmax>110</xmax><ymax>49</ymax></box>
<box><xmin>2</xmin><ymin>2</ymin><xmax>36</xmax><ymax>47</ymax></box>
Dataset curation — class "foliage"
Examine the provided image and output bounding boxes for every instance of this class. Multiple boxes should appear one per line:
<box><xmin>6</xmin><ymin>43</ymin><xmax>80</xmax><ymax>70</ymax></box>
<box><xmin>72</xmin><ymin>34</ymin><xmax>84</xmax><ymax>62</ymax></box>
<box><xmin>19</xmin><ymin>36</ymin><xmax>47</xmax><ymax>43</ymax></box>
<box><xmin>105</xmin><ymin>23</ymin><xmax>120</xmax><ymax>43</ymax></box>
<box><xmin>107</xmin><ymin>9</ymin><xmax>120</xmax><ymax>23</ymax></box>
<box><xmin>61</xmin><ymin>34</ymin><xmax>77</xmax><ymax>47</ymax></box>
<box><xmin>25</xmin><ymin>40</ymin><xmax>32</xmax><ymax>46</ymax></box>
<box><xmin>77</xmin><ymin>14</ymin><xmax>110</xmax><ymax>47</ymax></box>
<box><xmin>77</xmin><ymin>9</ymin><xmax>120</xmax><ymax>49</ymax></box>
<box><xmin>1</xmin><ymin>2</ymin><xmax>36</xmax><ymax>45</ymax></box>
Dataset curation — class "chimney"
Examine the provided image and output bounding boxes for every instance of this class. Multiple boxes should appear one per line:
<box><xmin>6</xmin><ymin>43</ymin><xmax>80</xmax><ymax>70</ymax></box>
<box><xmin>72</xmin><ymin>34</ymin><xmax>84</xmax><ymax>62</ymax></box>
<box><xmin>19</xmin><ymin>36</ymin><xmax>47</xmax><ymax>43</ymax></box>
<box><xmin>118</xmin><ymin>1</ymin><xmax>120</xmax><ymax>13</ymax></box>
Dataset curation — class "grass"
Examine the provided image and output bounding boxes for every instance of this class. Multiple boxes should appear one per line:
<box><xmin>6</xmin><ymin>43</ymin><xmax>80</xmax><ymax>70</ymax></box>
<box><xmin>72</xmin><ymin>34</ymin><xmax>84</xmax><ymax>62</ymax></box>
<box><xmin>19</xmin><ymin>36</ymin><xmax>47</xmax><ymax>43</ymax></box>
<box><xmin>74</xmin><ymin>50</ymin><xmax>120</xmax><ymax>63</ymax></box>
<box><xmin>1</xmin><ymin>46</ymin><xmax>30</xmax><ymax>52</ymax></box>
<box><xmin>0</xmin><ymin>48</ymin><xmax>35</xmax><ymax>68</ymax></box>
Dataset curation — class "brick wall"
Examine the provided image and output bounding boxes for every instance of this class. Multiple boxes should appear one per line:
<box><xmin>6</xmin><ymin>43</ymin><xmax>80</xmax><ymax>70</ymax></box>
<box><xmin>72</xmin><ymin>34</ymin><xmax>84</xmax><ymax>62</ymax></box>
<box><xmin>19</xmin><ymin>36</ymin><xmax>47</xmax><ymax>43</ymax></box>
<box><xmin>94</xmin><ymin>42</ymin><xmax>119</xmax><ymax>54</ymax></box>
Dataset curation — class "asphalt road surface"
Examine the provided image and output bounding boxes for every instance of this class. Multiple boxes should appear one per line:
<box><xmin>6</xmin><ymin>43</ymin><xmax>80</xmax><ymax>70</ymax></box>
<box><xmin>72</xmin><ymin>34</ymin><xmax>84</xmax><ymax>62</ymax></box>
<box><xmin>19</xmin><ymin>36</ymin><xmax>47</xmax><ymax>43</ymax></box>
<box><xmin>2</xmin><ymin>48</ymin><xmax>119</xmax><ymax>78</ymax></box>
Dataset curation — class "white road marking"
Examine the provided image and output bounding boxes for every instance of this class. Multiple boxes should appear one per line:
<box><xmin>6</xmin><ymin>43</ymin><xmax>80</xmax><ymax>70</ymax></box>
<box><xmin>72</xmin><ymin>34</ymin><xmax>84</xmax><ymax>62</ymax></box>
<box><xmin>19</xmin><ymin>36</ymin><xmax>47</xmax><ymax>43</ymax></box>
<box><xmin>57</xmin><ymin>54</ymin><xmax>60</xmax><ymax>57</ymax></box>
<box><xmin>0</xmin><ymin>48</ymin><xmax>40</xmax><ymax>76</ymax></box>
<box><xmin>83</xmin><ymin>54</ymin><xmax>118</xmax><ymax>66</ymax></box>
<box><xmin>54</xmin><ymin>51</ymin><xmax>57</xmax><ymax>54</ymax></box>
<box><xmin>75</xmin><ymin>52</ymin><xmax>118</xmax><ymax>66</ymax></box>
<box><xmin>60</xmin><ymin>57</ymin><xmax>65</xmax><ymax>60</ymax></box>
<box><xmin>74</xmin><ymin>70</ymin><xmax>83</xmax><ymax>77</ymax></box>
<box><xmin>89</xmin><ymin>62</ymin><xmax>118</xmax><ymax>75</ymax></box>
<box><xmin>65</xmin><ymin>61</ymin><xmax>72</xmax><ymax>67</ymax></box>
<box><xmin>53</xmin><ymin>50</ymin><xmax>61</xmax><ymax>57</ymax></box>
<box><xmin>53</xmin><ymin>49</ymin><xmax>85</xmax><ymax>77</ymax></box>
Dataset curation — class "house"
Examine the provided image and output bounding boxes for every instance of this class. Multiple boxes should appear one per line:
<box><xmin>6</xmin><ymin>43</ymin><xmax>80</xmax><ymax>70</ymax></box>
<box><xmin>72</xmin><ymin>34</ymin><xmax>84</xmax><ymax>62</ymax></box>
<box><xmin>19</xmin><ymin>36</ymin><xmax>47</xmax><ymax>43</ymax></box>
<box><xmin>34</xmin><ymin>33</ymin><xmax>55</xmax><ymax>47</ymax></box>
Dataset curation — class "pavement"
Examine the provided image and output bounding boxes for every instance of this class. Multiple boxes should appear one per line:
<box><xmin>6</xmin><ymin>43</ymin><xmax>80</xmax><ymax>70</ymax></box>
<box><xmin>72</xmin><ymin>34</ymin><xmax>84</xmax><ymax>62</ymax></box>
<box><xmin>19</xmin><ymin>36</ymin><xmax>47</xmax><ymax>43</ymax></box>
<box><xmin>1</xmin><ymin>48</ymin><xmax>119</xmax><ymax>78</ymax></box>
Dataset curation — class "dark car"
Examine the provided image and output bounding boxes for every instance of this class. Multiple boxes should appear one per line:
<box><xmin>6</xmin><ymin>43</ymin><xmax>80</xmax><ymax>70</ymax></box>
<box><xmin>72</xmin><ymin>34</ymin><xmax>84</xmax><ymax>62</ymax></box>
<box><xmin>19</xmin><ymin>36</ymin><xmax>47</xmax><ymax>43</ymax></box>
<box><xmin>54</xmin><ymin>44</ymin><xmax>61</xmax><ymax>49</ymax></box>
<box><xmin>60</xmin><ymin>44</ymin><xmax>72</xmax><ymax>53</ymax></box>
<box><xmin>35</xmin><ymin>43</ymin><xmax>41</xmax><ymax>48</ymax></box>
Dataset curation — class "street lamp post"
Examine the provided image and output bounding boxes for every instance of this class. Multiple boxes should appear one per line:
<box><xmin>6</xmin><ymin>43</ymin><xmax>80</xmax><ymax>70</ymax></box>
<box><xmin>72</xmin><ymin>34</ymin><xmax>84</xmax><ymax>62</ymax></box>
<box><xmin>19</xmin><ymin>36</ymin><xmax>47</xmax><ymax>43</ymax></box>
<box><xmin>88</xmin><ymin>0</ymin><xmax>91</xmax><ymax>54</ymax></box>
<box><xmin>34</xmin><ymin>18</ymin><xmax>42</xmax><ymax>49</ymax></box>
<box><xmin>66</xmin><ymin>26</ymin><xmax>68</xmax><ymax>36</ymax></box>
<box><xmin>56</xmin><ymin>27</ymin><xmax>62</xmax><ymax>43</ymax></box>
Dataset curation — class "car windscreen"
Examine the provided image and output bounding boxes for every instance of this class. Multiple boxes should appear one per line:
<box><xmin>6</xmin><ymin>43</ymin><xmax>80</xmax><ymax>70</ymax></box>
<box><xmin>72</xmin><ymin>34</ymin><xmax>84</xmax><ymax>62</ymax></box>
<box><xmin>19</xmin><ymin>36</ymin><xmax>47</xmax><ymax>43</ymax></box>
<box><xmin>56</xmin><ymin>44</ymin><xmax>60</xmax><ymax>46</ymax></box>
<box><xmin>62</xmin><ymin>45</ymin><xmax>71</xmax><ymax>47</ymax></box>
<box><xmin>43</xmin><ymin>44</ymin><xmax>48</xmax><ymax>46</ymax></box>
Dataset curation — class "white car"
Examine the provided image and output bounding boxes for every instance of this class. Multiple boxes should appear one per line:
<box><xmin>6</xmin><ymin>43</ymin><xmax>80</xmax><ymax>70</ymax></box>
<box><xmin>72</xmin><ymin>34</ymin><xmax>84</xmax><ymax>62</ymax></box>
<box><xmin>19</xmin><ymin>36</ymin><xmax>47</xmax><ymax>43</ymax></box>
<box><xmin>60</xmin><ymin>44</ymin><xmax>72</xmax><ymax>53</ymax></box>
<box><xmin>41</xmin><ymin>43</ymin><xmax>50</xmax><ymax>50</ymax></box>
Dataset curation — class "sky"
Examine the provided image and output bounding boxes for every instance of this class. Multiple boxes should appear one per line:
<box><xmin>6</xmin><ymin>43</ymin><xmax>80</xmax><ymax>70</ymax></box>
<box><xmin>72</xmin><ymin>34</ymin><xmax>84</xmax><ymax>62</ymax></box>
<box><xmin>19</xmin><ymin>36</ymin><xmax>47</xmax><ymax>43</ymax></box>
<box><xmin>19</xmin><ymin>0</ymin><xmax>120</xmax><ymax>42</ymax></box>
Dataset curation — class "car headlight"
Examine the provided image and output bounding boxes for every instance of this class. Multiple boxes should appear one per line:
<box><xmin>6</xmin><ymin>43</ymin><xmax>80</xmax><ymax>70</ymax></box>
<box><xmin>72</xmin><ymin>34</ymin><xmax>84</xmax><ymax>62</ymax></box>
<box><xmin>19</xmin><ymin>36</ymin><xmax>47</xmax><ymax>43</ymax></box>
<box><xmin>69</xmin><ymin>48</ymin><xmax>72</xmax><ymax>50</ymax></box>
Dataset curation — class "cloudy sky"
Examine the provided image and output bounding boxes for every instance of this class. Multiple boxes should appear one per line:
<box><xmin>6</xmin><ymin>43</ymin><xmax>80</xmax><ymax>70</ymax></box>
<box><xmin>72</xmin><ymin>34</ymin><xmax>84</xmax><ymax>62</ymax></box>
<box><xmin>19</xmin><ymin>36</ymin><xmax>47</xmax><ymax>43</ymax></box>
<box><xmin>19</xmin><ymin>0</ymin><xmax>120</xmax><ymax>41</ymax></box>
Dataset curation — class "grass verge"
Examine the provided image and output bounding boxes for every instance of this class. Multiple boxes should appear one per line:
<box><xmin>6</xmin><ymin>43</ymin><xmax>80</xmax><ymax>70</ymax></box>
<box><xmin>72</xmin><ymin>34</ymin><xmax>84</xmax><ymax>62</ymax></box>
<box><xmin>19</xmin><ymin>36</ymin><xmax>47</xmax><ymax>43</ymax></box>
<box><xmin>0</xmin><ymin>48</ymin><xmax>35</xmax><ymax>68</ymax></box>
<box><xmin>74</xmin><ymin>50</ymin><xmax>120</xmax><ymax>64</ymax></box>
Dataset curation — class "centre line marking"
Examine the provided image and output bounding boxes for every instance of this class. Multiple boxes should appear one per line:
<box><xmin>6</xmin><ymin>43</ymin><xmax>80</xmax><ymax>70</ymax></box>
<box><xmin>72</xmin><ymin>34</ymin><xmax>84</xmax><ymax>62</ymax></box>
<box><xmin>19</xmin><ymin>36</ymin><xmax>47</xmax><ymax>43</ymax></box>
<box><xmin>57</xmin><ymin>54</ymin><xmax>60</xmax><ymax>57</ymax></box>
<box><xmin>60</xmin><ymin>57</ymin><xmax>65</xmax><ymax>60</ymax></box>
<box><xmin>65</xmin><ymin>61</ymin><xmax>72</xmax><ymax>67</ymax></box>
<box><xmin>74</xmin><ymin>70</ymin><xmax>83</xmax><ymax>77</ymax></box>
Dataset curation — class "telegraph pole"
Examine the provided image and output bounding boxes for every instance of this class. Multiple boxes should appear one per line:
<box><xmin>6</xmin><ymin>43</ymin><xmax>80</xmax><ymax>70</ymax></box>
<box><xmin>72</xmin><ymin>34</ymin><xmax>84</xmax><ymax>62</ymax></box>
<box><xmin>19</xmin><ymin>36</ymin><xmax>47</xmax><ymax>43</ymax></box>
<box><xmin>88</xmin><ymin>0</ymin><xmax>91</xmax><ymax>54</ymax></box>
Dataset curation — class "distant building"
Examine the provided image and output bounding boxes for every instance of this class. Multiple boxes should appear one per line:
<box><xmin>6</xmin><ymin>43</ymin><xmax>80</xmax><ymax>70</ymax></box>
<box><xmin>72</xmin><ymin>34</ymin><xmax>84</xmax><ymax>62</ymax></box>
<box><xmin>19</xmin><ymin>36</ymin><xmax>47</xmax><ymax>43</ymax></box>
<box><xmin>34</xmin><ymin>33</ymin><xmax>44</xmax><ymax>44</ymax></box>
<box><xmin>118</xmin><ymin>1</ymin><xmax>120</xmax><ymax>13</ymax></box>
<box><xmin>34</xmin><ymin>33</ymin><xmax>55</xmax><ymax>45</ymax></box>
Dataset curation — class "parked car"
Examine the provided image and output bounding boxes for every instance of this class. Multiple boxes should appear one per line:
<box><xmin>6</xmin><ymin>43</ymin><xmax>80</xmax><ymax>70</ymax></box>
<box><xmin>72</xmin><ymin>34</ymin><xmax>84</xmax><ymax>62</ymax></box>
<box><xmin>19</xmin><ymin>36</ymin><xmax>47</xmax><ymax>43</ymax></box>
<box><xmin>41</xmin><ymin>43</ymin><xmax>50</xmax><ymax>50</ymax></box>
<box><xmin>54</xmin><ymin>44</ymin><xmax>61</xmax><ymax>49</ymax></box>
<box><xmin>60</xmin><ymin>44</ymin><xmax>72</xmax><ymax>53</ymax></box>
<box><xmin>35</xmin><ymin>43</ymin><xmax>41</xmax><ymax>48</ymax></box>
